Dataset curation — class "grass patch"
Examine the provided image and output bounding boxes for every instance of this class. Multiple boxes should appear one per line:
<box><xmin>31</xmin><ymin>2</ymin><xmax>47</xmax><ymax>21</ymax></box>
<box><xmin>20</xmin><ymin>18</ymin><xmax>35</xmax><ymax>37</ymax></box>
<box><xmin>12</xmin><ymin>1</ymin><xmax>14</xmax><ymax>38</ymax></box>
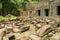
<box><xmin>0</xmin><ymin>16</ymin><xmax>17</xmax><ymax>21</ymax></box>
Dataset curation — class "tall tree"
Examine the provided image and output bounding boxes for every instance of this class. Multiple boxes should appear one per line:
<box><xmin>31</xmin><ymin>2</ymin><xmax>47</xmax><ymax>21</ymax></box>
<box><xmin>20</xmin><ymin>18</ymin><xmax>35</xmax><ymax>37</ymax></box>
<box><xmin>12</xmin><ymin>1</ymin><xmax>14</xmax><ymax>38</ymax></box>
<box><xmin>1</xmin><ymin>0</ymin><xmax>36</xmax><ymax>16</ymax></box>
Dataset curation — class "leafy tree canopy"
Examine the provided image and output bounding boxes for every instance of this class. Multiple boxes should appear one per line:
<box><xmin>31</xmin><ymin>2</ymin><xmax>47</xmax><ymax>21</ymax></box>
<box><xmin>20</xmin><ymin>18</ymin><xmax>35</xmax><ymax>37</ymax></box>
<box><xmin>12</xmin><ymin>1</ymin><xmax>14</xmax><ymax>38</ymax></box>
<box><xmin>0</xmin><ymin>3</ymin><xmax>2</xmax><ymax>9</ymax></box>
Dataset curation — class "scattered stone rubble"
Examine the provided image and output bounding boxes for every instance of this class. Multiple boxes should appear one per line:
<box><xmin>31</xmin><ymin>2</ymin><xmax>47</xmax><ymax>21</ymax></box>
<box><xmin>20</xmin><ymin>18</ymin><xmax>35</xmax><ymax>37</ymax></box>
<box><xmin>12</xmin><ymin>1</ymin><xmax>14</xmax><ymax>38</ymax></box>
<box><xmin>0</xmin><ymin>17</ymin><xmax>60</xmax><ymax>40</ymax></box>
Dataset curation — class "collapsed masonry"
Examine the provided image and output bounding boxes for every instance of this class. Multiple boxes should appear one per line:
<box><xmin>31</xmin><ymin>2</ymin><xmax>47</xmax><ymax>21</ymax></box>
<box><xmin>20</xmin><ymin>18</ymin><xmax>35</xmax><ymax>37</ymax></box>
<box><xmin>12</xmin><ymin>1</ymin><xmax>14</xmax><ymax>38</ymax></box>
<box><xmin>0</xmin><ymin>17</ymin><xmax>60</xmax><ymax>40</ymax></box>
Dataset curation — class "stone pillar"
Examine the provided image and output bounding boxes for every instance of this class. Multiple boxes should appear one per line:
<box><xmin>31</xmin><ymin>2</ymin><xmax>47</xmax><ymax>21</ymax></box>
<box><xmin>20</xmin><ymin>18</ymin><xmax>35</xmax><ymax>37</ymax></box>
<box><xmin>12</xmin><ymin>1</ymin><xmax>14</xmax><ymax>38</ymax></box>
<box><xmin>49</xmin><ymin>2</ymin><xmax>53</xmax><ymax>17</ymax></box>
<box><xmin>53</xmin><ymin>6</ymin><xmax>57</xmax><ymax>17</ymax></box>
<box><xmin>32</xmin><ymin>11</ymin><xmax>34</xmax><ymax>17</ymax></box>
<box><xmin>33</xmin><ymin>10</ymin><xmax>38</xmax><ymax>17</ymax></box>
<box><xmin>33</xmin><ymin>10</ymin><xmax>36</xmax><ymax>17</ymax></box>
<box><xmin>27</xmin><ymin>11</ymin><xmax>30</xmax><ymax>17</ymax></box>
<box><xmin>40</xmin><ymin>9</ymin><xmax>45</xmax><ymax>17</ymax></box>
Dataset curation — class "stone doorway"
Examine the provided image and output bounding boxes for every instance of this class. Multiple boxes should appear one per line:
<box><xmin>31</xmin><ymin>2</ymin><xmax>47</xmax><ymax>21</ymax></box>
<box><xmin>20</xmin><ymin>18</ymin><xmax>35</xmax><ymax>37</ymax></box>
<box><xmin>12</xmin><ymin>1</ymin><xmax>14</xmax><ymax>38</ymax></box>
<box><xmin>57</xmin><ymin>6</ymin><xmax>60</xmax><ymax>15</ymax></box>
<box><xmin>37</xmin><ymin>10</ymin><xmax>40</xmax><ymax>16</ymax></box>
<box><xmin>45</xmin><ymin>9</ymin><xmax>49</xmax><ymax>16</ymax></box>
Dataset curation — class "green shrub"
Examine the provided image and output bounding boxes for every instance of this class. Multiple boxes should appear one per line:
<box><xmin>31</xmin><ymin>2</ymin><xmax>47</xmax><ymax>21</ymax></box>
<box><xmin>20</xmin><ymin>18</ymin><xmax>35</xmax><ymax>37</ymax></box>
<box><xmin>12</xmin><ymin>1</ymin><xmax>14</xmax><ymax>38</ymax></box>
<box><xmin>0</xmin><ymin>16</ymin><xmax>17</xmax><ymax>21</ymax></box>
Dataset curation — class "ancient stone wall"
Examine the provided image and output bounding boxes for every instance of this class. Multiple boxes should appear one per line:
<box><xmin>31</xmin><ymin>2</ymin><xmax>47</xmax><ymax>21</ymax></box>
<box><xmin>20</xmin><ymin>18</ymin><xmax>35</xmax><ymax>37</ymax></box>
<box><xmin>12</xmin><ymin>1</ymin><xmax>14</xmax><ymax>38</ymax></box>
<box><xmin>22</xmin><ymin>0</ymin><xmax>60</xmax><ymax>19</ymax></box>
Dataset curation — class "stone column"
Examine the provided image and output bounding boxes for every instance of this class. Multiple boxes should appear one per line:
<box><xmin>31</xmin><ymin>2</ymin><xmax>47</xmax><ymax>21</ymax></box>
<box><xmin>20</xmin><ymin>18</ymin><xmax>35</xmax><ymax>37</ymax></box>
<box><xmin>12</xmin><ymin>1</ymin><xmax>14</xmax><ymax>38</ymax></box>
<box><xmin>40</xmin><ymin>8</ymin><xmax>45</xmax><ymax>17</ymax></box>
<box><xmin>33</xmin><ymin>10</ymin><xmax>36</xmax><ymax>17</ymax></box>
<box><xmin>27</xmin><ymin>11</ymin><xmax>30</xmax><ymax>17</ymax></box>
<box><xmin>53</xmin><ymin>6</ymin><xmax>57</xmax><ymax>17</ymax></box>
<box><xmin>49</xmin><ymin>1</ymin><xmax>53</xmax><ymax>17</ymax></box>
<box><xmin>32</xmin><ymin>11</ymin><xmax>34</xmax><ymax>17</ymax></box>
<box><xmin>33</xmin><ymin>10</ymin><xmax>38</xmax><ymax>17</ymax></box>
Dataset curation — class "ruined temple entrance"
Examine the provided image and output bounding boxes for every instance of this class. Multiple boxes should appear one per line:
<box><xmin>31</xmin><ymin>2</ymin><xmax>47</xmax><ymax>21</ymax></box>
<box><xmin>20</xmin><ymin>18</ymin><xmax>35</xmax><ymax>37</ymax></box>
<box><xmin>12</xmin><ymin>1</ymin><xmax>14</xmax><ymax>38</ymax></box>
<box><xmin>45</xmin><ymin>9</ymin><xmax>49</xmax><ymax>16</ymax></box>
<box><xmin>57</xmin><ymin>6</ymin><xmax>60</xmax><ymax>15</ymax></box>
<box><xmin>37</xmin><ymin>10</ymin><xmax>40</xmax><ymax>16</ymax></box>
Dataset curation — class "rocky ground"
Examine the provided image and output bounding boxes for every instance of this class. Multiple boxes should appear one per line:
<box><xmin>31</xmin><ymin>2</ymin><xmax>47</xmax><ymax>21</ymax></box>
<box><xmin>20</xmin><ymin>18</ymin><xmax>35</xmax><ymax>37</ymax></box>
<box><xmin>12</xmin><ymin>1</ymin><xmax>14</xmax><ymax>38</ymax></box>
<box><xmin>0</xmin><ymin>17</ymin><xmax>60</xmax><ymax>40</ymax></box>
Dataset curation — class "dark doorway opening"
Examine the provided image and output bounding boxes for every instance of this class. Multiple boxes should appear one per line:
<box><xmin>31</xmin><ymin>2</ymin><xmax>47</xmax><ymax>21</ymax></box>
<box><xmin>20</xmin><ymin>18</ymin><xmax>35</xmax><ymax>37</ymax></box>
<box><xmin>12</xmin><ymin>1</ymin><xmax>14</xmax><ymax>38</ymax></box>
<box><xmin>37</xmin><ymin>10</ymin><xmax>40</xmax><ymax>16</ymax></box>
<box><xmin>45</xmin><ymin>9</ymin><xmax>49</xmax><ymax>16</ymax></box>
<box><xmin>57</xmin><ymin>6</ymin><xmax>60</xmax><ymax>15</ymax></box>
<box><xmin>9</xmin><ymin>35</ymin><xmax>15</xmax><ymax>40</ymax></box>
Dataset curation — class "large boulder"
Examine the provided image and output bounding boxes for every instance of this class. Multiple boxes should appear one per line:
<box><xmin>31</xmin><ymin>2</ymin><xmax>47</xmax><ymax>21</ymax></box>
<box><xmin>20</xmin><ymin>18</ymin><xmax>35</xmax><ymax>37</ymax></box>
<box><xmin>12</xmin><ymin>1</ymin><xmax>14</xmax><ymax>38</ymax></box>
<box><xmin>20</xmin><ymin>25</ymin><xmax>30</xmax><ymax>32</ymax></box>
<box><xmin>36</xmin><ymin>25</ymin><xmax>51</xmax><ymax>36</ymax></box>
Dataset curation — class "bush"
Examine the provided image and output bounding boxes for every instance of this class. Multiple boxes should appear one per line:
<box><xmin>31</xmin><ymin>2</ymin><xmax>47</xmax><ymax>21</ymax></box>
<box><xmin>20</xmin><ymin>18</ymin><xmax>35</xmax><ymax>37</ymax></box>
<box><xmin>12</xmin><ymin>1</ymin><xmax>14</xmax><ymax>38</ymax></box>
<box><xmin>0</xmin><ymin>16</ymin><xmax>17</xmax><ymax>21</ymax></box>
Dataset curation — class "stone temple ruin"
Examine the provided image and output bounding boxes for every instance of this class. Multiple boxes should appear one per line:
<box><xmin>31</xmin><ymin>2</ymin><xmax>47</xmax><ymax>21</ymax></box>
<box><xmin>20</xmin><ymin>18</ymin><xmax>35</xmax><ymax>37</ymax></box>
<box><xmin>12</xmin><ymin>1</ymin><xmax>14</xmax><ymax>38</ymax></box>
<box><xmin>0</xmin><ymin>0</ymin><xmax>60</xmax><ymax>40</ymax></box>
<box><xmin>19</xmin><ymin>0</ymin><xmax>60</xmax><ymax>19</ymax></box>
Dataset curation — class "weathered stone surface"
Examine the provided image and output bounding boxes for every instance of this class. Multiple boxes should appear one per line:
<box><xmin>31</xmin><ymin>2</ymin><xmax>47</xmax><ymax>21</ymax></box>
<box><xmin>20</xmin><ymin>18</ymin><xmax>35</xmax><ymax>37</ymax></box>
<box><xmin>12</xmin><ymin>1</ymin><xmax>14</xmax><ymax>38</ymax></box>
<box><xmin>55</xmin><ymin>27</ymin><xmax>60</xmax><ymax>32</ymax></box>
<box><xmin>35</xmin><ymin>24</ymin><xmax>42</xmax><ymax>28</ymax></box>
<box><xmin>29</xmin><ymin>34</ymin><xmax>41</xmax><ymax>40</ymax></box>
<box><xmin>14</xmin><ymin>33</ymin><xmax>26</xmax><ymax>40</ymax></box>
<box><xmin>13</xmin><ymin>28</ymin><xmax>20</xmax><ymax>33</ymax></box>
<box><xmin>31</xmin><ymin>21</ymin><xmax>37</xmax><ymax>24</ymax></box>
<box><xmin>50</xmin><ymin>33</ymin><xmax>60</xmax><ymax>40</ymax></box>
<box><xmin>3</xmin><ymin>36</ymin><xmax>9</xmax><ymax>40</ymax></box>
<box><xmin>20</xmin><ymin>25</ymin><xmax>30</xmax><ymax>32</ymax></box>
<box><xmin>37</xmin><ymin>25</ymin><xmax>51</xmax><ymax>36</ymax></box>
<box><xmin>0</xmin><ymin>24</ymin><xmax>4</xmax><ymax>29</ymax></box>
<box><xmin>0</xmin><ymin>17</ymin><xmax>59</xmax><ymax>40</ymax></box>
<box><xmin>6</xmin><ymin>32</ymin><xmax>14</xmax><ymax>38</ymax></box>
<box><xmin>14</xmin><ymin>33</ymin><xmax>22</xmax><ymax>40</ymax></box>
<box><xmin>0</xmin><ymin>28</ymin><xmax>6</xmax><ymax>40</ymax></box>
<box><xmin>5</xmin><ymin>24</ymin><xmax>13</xmax><ymax>30</ymax></box>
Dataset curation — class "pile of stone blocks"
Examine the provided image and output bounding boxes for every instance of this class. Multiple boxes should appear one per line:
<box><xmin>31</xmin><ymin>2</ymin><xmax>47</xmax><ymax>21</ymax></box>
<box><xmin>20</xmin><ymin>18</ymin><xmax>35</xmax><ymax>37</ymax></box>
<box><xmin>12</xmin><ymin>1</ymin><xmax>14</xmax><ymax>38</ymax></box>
<box><xmin>0</xmin><ymin>17</ymin><xmax>60</xmax><ymax>40</ymax></box>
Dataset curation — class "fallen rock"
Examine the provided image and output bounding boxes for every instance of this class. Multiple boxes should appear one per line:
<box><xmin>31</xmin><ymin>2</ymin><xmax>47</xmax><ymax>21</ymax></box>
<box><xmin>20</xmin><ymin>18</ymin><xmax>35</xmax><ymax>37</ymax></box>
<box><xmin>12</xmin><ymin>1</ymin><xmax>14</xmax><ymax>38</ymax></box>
<box><xmin>14</xmin><ymin>33</ymin><xmax>26</xmax><ymax>40</ymax></box>
<box><xmin>35</xmin><ymin>24</ymin><xmax>42</xmax><ymax>28</ymax></box>
<box><xmin>3</xmin><ymin>36</ymin><xmax>9</xmax><ymax>40</ymax></box>
<box><xmin>40</xmin><ymin>19</ymin><xmax>45</xmax><ymax>23</ymax></box>
<box><xmin>35</xmin><ymin>19</ymin><xmax>40</xmax><ymax>23</ymax></box>
<box><xmin>29</xmin><ymin>34</ymin><xmax>41</xmax><ymax>40</ymax></box>
<box><xmin>6</xmin><ymin>32</ymin><xmax>14</xmax><ymax>38</ymax></box>
<box><xmin>31</xmin><ymin>21</ymin><xmax>37</xmax><ymax>24</ymax></box>
<box><xmin>5</xmin><ymin>24</ymin><xmax>13</xmax><ymax>30</ymax></box>
<box><xmin>55</xmin><ymin>27</ymin><xmax>60</xmax><ymax>32</ymax></box>
<box><xmin>20</xmin><ymin>25</ymin><xmax>30</xmax><ymax>32</ymax></box>
<box><xmin>0</xmin><ymin>28</ymin><xmax>6</xmax><ymax>40</ymax></box>
<box><xmin>35</xmin><ymin>24</ymin><xmax>42</xmax><ymax>31</ymax></box>
<box><xmin>13</xmin><ymin>28</ymin><xmax>20</xmax><ymax>33</ymax></box>
<box><xmin>36</xmin><ymin>25</ymin><xmax>51</xmax><ymax>36</ymax></box>
<box><xmin>50</xmin><ymin>33</ymin><xmax>60</xmax><ymax>40</ymax></box>
<box><xmin>0</xmin><ymin>23</ymin><xmax>4</xmax><ymax>29</ymax></box>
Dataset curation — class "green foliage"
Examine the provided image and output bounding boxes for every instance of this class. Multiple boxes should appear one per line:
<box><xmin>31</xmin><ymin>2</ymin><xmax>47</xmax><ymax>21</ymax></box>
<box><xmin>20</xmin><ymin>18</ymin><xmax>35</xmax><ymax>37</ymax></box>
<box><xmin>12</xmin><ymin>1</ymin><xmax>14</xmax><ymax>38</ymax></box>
<box><xmin>0</xmin><ymin>3</ymin><xmax>2</xmax><ymax>9</ymax></box>
<box><xmin>32</xmin><ymin>0</ymin><xmax>37</xmax><ymax>1</ymax></box>
<box><xmin>0</xmin><ymin>16</ymin><xmax>17</xmax><ymax>21</ymax></box>
<box><xmin>0</xmin><ymin>16</ymin><xmax>8</xmax><ymax>21</ymax></box>
<box><xmin>1</xmin><ymin>0</ymin><xmax>38</xmax><ymax>16</ymax></box>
